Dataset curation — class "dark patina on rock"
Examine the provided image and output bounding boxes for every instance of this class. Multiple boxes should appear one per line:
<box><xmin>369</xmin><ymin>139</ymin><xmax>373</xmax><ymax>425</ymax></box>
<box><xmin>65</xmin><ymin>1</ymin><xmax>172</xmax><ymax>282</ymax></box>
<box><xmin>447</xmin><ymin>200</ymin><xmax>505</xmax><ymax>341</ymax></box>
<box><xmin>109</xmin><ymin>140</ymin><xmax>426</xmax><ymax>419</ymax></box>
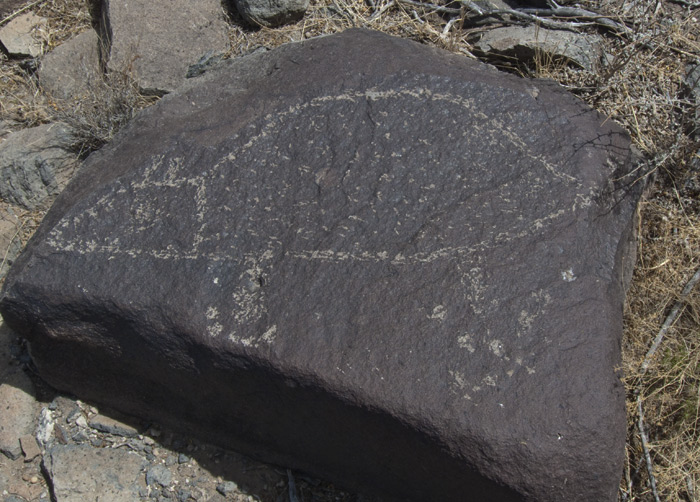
<box><xmin>0</xmin><ymin>29</ymin><xmax>641</xmax><ymax>501</ymax></box>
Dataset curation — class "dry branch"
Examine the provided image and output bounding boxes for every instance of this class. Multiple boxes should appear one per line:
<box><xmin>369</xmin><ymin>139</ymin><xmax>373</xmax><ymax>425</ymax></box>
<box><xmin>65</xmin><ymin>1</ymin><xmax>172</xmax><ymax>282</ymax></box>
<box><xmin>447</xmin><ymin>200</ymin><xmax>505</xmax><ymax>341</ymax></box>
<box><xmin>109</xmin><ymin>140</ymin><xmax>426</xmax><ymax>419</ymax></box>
<box><xmin>640</xmin><ymin>265</ymin><xmax>700</xmax><ymax>376</ymax></box>
<box><xmin>637</xmin><ymin>396</ymin><xmax>662</xmax><ymax>502</ymax></box>
<box><xmin>0</xmin><ymin>0</ymin><xmax>46</xmax><ymax>26</ymax></box>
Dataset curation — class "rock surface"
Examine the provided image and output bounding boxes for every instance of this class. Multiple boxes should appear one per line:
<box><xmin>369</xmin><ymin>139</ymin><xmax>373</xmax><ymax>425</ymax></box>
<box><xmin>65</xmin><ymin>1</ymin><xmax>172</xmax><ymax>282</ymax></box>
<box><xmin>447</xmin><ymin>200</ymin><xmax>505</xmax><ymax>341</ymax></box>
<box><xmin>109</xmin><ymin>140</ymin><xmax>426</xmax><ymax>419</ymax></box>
<box><xmin>0</xmin><ymin>12</ymin><xmax>46</xmax><ymax>57</ymax></box>
<box><xmin>96</xmin><ymin>0</ymin><xmax>230</xmax><ymax>94</ymax></box>
<box><xmin>0</xmin><ymin>123</ymin><xmax>77</xmax><ymax>209</ymax></box>
<box><xmin>0</xmin><ymin>206</ymin><xmax>21</xmax><ymax>281</ymax></box>
<box><xmin>0</xmin><ymin>29</ymin><xmax>642</xmax><ymax>501</ymax></box>
<box><xmin>38</xmin><ymin>29</ymin><xmax>101</xmax><ymax>102</ymax></box>
<box><xmin>231</xmin><ymin>0</ymin><xmax>310</xmax><ymax>27</ymax></box>
<box><xmin>472</xmin><ymin>25</ymin><xmax>602</xmax><ymax>72</ymax></box>
<box><xmin>0</xmin><ymin>371</ymin><xmax>39</xmax><ymax>460</ymax></box>
<box><xmin>42</xmin><ymin>444</ymin><xmax>148</xmax><ymax>502</ymax></box>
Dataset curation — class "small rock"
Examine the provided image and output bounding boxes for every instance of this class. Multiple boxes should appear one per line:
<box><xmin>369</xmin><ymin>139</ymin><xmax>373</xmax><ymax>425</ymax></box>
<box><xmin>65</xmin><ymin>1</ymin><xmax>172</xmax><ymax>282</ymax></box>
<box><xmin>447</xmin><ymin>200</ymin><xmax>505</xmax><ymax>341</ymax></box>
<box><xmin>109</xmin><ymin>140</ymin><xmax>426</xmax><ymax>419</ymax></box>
<box><xmin>0</xmin><ymin>371</ymin><xmax>38</xmax><ymax>460</ymax></box>
<box><xmin>185</xmin><ymin>50</ymin><xmax>224</xmax><ymax>78</ymax></box>
<box><xmin>35</xmin><ymin>407</ymin><xmax>54</xmax><ymax>448</ymax></box>
<box><xmin>100</xmin><ymin>0</ymin><xmax>230</xmax><ymax>94</ymax></box>
<box><xmin>0</xmin><ymin>12</ymin><xmax>47</xmax><ymax>57</ymax></box>
<box><xmin>89</xmin><ymin>437</ymin><xmax>105</xmax><ymax>447</ymax></box>
<box><xmin>216</xmin><ymin>481</ymin><xmax>238</xmax><ymax>495</ymax></box>
<box><xmin>38</xmin><ymin>29</ymin><xmax>101</xmax><ymax>102</ymax></box>
<box><xmin>20</xmin><ymin>434</ymin><xmax>41</xmax><ymax>462</ymax></box>
<box><xmin>0</xmin><ymin>123</ymin><xmax>77</xmax><ymax>210</ymax></box>
<box><xmin>177</xmin><ymin>453</ymin><xmax>189</xmax><ymax>464</ymax></box>
<box><xmin>231</xmin><ymin>0</ymin><xmax>309</xmax><ymax>27</ymax></box>
<box><xmin>66</xmin><ymin>405</ymin><xmax>83</xmax><ymax>423</ymax></box>
<box><xmin>165</xmin><ymin>454</ymin><xmax>177</xmax><ymax>466</ymax></box>
<box><xmin>71</xmin><ymin>429</ymin><xmax>88</xmax><ymax>443</ymax></box>
<box><xmin>43</xmin><ymin>444</ymin><xmax>147</xmax><ymax>501</ymax></box>
<box><xmin>88</xmin><ymin>413</ymin><xmax>139</xmax><ymax>437</ymax></box>
<box><xmin>74</xmin><ymin>415</ymin><xmax>88</xmax><ymax>429</ymax></box>
<box><xmin>146</xmin><ymin>465</ymin><xmax>172</xmax><ymax>488</ymax></box>
<box><xmin>176</xmin><ymin>489</ymin><xmax>191</xmax><ymax>502</ymax></box>
<box><xmin>472</xmin><ymin>25</ymin><xmax>602</xmax><ymax>72</ymax></box>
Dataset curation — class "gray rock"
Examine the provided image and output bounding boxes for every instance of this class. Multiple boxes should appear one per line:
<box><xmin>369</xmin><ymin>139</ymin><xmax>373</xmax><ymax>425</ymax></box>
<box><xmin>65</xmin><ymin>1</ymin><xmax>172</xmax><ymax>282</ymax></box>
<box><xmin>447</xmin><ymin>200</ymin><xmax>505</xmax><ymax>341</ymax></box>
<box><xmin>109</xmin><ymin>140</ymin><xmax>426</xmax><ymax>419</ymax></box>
<box><xmin>0</xmin><ymin>29</ymin><xmax>642</xmax><ymax>502</ymax></box>
<box><xmin>0</xmin><ymin>371</ymin><xmax>38</xmax><ymax>460</ymax></box>
<box><xmin>0</xmin><ymin>206</ymin><xmax>22</xmax><ymax>282</ymax></box>
<box><xmin>216</xmin><ymin>481</ymin><xmax>238</xmax><ymax>495</ymax></box>
<box><xmin>88</xmin><ymin>413</ymin><xmax>139</xmax><ymax>437</ymax></box>
<box><xmin>42</xmin><ymin>444</ymin><xmax>147</xmax><ymax>502</ymax></box>
<box><xmin>146</xmin><ymin>465</ymin><xmax>172</xmax><ymax>488</ymax></box>
<box><xmin>0</xmin><ymin>12</ymin><xmax>46</xmax><ymax>57</ymax></box>
<box><xmin>231</xmin><ymin>0</ymin><xmax>309</xmax><ymax>27</ymax></box>
<box><xmin>19</xmin><ymin>434</ymin><xmax>41</xmax><ymax>462</ymax></box>
<box><xmin>0</xmin><ymin>123</ymin><xmax>77</xmax><ymax>210</ymax></box>
<box><xmin>35</xmin><ymin>407</ymin><xmax>55</xmax><ymax>448</ymax></box>
<box><xmin>472</xmin><ymin>25</ymin><xmax>602</xmax><ymax>72</ymax></box>
<box><xmin>97</xmin><ymin>0</ymin><xmax>230</xmax><ymax>94</ymax></box>
<box><xmin>38</xmin><ymin>29</ymin><xmax>102</xmax><ymax>102</ymax></box>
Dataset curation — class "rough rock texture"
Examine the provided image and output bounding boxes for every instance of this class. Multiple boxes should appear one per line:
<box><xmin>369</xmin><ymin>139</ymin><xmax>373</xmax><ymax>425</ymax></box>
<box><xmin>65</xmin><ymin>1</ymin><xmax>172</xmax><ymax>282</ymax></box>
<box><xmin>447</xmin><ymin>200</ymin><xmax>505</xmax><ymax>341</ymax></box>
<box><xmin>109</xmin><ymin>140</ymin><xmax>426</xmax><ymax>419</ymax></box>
<box><xmin>38</xmin><ymin>29</ymin><xmax>101</xmax><ymax>102</ymax></box>
<box><xmin>0</xmin><ymin>29</ymin><xmax>642</xmax><ymax>502</ymax></box>
<box><xmin>0</xmin><ymin>12</ymin><xmax>46</xmax><ymax>57</ymax></box>
<box><xmin>472</xmin><ymin>25</ymin><xmax>602</xmax><ymax>72</ymax></box>
<box><xmin>231</xmin><ymin>0</ymin><xmax>309</xmax><ymax>27</ymax></box>
<box><xmin>0</xmin><ymin>206</ymin><xmax>22</xmax><ymax>281</ymax></box>
<box><xmin>0</xmin><ymin>123</ymin><xmax>77</xmax><ymax>210</ymax></box>
<box><xmin>42</xmin><ymin>444</ymin><xmax>148</xmax><ymax>501</ymax></box>
<box><xmin>95</xmin><ymin>0</ymin><xmax>230</xmax><ymax>94</ymax></box>
<box><xmin>0</xmin><ymin>371</ymin><xmax>39</xmax><ymax>460</ymax></box>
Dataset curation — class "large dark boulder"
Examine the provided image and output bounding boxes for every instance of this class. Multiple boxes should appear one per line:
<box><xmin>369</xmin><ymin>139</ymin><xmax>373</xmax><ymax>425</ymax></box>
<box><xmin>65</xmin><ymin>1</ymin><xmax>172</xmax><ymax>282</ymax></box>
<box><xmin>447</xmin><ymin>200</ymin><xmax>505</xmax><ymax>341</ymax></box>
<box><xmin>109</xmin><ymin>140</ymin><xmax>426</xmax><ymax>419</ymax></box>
<box><xmin>0</xmin><ymin>29</ymin><xmax>642</xmax><ymax>502</ymax></box>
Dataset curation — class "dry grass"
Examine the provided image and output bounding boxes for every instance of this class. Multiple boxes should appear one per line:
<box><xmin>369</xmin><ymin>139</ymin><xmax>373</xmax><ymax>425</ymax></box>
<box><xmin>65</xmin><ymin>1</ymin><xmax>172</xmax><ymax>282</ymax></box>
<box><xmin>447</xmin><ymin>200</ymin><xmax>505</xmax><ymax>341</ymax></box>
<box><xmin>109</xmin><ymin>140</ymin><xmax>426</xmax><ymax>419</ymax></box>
<box><xmin>1</xmin><ymin>0</ymin><xmax>699</xmax><ymax>500</ymax></box>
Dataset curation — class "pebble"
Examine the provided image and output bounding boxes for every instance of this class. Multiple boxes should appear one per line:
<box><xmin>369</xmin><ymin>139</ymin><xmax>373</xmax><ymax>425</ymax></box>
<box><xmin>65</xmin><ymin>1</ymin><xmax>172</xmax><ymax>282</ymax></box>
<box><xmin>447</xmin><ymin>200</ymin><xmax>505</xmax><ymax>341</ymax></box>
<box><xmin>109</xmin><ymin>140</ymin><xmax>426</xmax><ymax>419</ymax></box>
<box><xmin>178</xmin><ymin>453</ymin><xmax>189</xmax><ymax>464</ymax></box>
<box><xmin>146</xmin><ymin>464</ymin><xmax>173</xmax><ymax>488</ymax></box>
<box><xmin>216</xmin><ymin>481</ymin><xmax>238</xmax><ymax>495</ymax></box>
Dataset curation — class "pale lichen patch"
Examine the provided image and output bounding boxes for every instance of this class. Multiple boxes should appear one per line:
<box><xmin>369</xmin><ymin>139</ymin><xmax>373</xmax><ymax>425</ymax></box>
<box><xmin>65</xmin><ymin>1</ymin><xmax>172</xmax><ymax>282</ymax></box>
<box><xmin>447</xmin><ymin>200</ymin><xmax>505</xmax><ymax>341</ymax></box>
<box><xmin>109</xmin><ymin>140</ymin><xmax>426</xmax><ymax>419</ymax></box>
<box><xmin>428</xmin><ymin>305</ymin><xmax>447</xmax><ymax>321</ymax></box>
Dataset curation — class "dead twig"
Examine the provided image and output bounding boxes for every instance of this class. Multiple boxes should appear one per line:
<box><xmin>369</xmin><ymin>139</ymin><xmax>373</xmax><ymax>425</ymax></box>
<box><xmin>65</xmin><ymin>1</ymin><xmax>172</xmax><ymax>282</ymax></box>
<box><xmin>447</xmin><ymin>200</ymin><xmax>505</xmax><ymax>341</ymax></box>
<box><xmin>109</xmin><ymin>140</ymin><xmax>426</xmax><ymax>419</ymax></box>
<box><xmin>517</xmin><ymin>6</ymin><xmax>630</xmax><ymax>33</ymax></box>
<box><xmin>632</xmin><ymin>264</ymin><xmax>700</xmax><ymax>502</ymax></box>
<box><xmin>667</xmin><ymin>0</ymin><xmax>700</xmax><ymax>7</ymax></box>
<box><xmin>396</xmin><ymin>0</ymin><xmax>461</xmax><ymax>16</ymax></box>
<box><xmin>0</xmin><ymin>0</ymin><xmax>46</xmax><ymax>26</ymax></box>
<box><xmin>640</xmin><ymin>265</ymin><xmax>700</xmax><ymax>376</ymax></box>
<box><xmin>637</xmin><ymin>396</ymin><xmax>662</xmax><ymax>502</ymax></box>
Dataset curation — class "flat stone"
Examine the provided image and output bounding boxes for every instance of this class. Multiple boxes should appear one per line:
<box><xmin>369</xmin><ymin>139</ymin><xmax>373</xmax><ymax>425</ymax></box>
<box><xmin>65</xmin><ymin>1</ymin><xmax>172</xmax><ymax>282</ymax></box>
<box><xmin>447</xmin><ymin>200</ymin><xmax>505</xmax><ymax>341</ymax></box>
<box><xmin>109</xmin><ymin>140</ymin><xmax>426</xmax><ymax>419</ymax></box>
<box><xmin>0</xmin><ymin>29</ymin><xmax>642</xmax><ymax>501</ymax></box>
<box><xmin>0</xmin><ymin>371</ymin><xmax>38</xmax><ymax>460</ymax></box>
<box><xmin>88</xmin><ymin>413</ymin><xmax>139</xmax><ymax>437</ymax></box>
<box><xmin>231</xmin><ymin>0</ymin><xmax>309</xmax><ymax>27</ymax></box>
<box><xmin>145</xmin><ymin>464</ymin><xmax>172</xmax><ymax>487</ymax></box>
<box><xmin>19</xmin><ymin>434</ymin><xmax>41</xmax><ymax>462</ymax></box>
<box><xmin>38</xmin><ymin>29</ymin><xmax>102</xmax><ymax>102</ymax></box>
<box><xmin>97</xmin><ymin>0</ymin><xmax>229</xmax><ymax>94</ymax></box>
<box><xmin>42</xmin><ymin>444</ymin><xmax>147</xmax><ymax>502</ymax></box>
<box><xmin>0</xmin><ymin>12</ymin><xmax>46</xmax><ymax>57</ymax></box>
<box><xmin>0</xmin><ymin>123</ymin><xmax>77</xmax><ymax>209</ymax></box>
<box><xmin>472</xmin><ymin>25</ymin><xmax>602</xmax><ymax>72</ymax></box>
